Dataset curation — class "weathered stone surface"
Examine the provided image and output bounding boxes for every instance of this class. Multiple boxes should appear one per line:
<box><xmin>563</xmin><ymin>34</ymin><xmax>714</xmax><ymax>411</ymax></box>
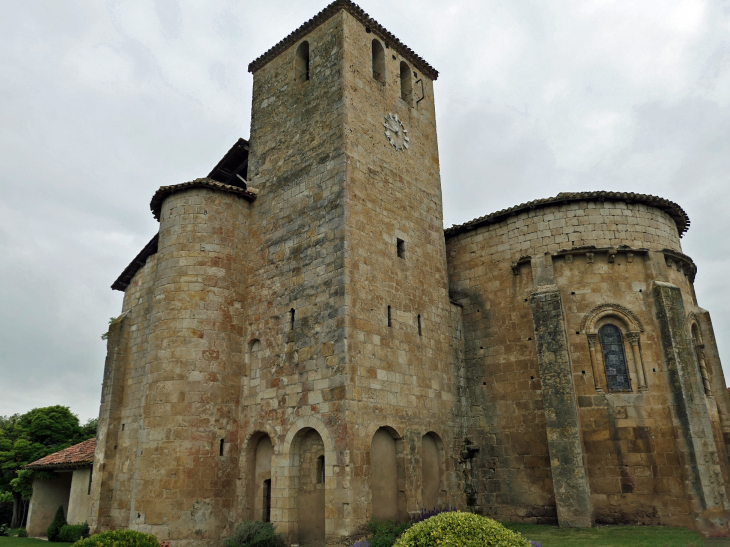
<box><xmin>530</xmin><ymin>286</ymin><xmax>593</xmax><ymax>527</ymax></box>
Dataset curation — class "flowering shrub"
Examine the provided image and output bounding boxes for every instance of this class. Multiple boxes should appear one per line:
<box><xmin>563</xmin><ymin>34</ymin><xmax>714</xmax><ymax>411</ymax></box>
<box><xmin>72</xmin><ymin>530</ymin><xmax>162</xmax><ymax>547</ymax></box>
<box><xmin>410</xmin><ymin>507</ymin><xmax>455</xmax><ymax>525</ymax></box>
<box><xmin>393</xmin><ymin>512</ymin><xmax>530</xmax><ymax>547</ymax></box>
<box><xmin>529</xmin><ymin>542</ymin><xmax>542</xmax><ymax>547</ymax></box>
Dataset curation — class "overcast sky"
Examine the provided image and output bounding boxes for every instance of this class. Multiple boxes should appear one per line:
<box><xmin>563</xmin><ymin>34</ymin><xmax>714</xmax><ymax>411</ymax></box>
<box><xmin>1</xmin><ymin>0</ymin><xmax>728</xmax><ymax>422</ymax></box>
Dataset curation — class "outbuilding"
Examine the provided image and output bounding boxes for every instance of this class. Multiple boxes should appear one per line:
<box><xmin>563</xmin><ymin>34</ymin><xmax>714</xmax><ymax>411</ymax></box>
<box><xmin>25</xmin><ymin>438</ymin><xmax>95</xmax><ymax>537</ymax></box>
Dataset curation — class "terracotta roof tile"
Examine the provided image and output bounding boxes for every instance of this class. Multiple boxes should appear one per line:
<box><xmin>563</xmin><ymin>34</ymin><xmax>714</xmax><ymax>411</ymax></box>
<box><xmin>26</xmin><ymin>438</ymin><xmax>96</xmax><ymax>470</ymax></box>
<box><xmin>150</xmin><ymin>178</ymin><xmax>258</xmax><ymax>221</ymax></box>
<box><xmin>444</xmin><ymin>191</ymin><xmax>690</xmax><ymax>238</ymax></box>
<box><xmin>247</xmin><ymin>0</ymin><xmax>439</xmax><ymax>81</ymax></box>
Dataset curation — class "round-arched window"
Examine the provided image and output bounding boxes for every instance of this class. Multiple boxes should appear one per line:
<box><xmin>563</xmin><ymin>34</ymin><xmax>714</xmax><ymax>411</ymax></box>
<box><xmin>599</xmin><ymin>324</ymin><xmax>631</xmax><ymax>391</ymax></box>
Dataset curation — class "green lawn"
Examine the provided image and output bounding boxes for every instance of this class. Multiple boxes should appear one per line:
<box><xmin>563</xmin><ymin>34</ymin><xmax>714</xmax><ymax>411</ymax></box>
<box><xmin>0</xmin><ymin>537</ymin><xmax>72</xmax><ymax>547</ymax></box>
<box><xmin>504</xmin><ymin>523</ymin><xmax>719</xmax><ymax>547</ymax></box>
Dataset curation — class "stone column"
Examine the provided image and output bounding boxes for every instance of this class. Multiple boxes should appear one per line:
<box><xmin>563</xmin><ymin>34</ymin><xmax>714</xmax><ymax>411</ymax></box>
<box><xmin>586</xmin><ymin>334</ymin><xmax>604</xmax><ymax>393</ymax></box>
<box><xmin>529</xmin><ymin>253</ymin><xmax>593</xmax><ymax>527</ymax></box>
<box><xmin>696</xmin><ymin>344</ymin><xmax>713</xmax><ymax>396</ymax></box>
<box><xmin>653</xmin><ymin>281</ymin><xmax>730</xmax><ymax>535</ymax></box>
<box><xmin>626</xmin><ymin>333</ymin><xmax>648</xmax><ymax>392</ymax></box>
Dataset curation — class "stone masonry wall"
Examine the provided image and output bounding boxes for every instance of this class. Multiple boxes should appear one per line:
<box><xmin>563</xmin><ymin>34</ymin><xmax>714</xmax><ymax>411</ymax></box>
<box><xmin>446</xmin><ymin>199</ymin><xmax>730</xmax><ymax>532</ymax></box>
<box><xmin>341</xmin><ymin>10</ymin><xmax>461</xmax><ymax>530</ymax></box>
<box><xmin>91</xmin><ymin>252</ymin><xmax>157</xmax><ymax>532</ymax></box>
<box><xmin>242</xmin><ymin>12</ymin><xmax>348</xmax><ymax>545</ymax></box>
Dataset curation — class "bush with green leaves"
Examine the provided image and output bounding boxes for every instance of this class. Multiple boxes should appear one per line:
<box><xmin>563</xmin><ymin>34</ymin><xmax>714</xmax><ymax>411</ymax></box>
<box><xmin>47</xmin><ymin>505</ymin><xmax>67</xmax><ymax>541</ymax></box>
<box><xmin>366</xmin><ymin>519</ymin><xmax>412</xmax><ymax>547</ymax></box>
<box><xmin>0</xmin><ymin>523</ymin><xmax>9</xmax><ymax>536</ymax></box>
<box><xmin>393</xmin><ymin>512</ymin><xmax>530</xmax><ymax>547</ymax></box>
<box><xmin>17</xmin><ymin>528</ymin><xmax>28</xmax><ymax>537</ymax></box>
<box><xmin>58</xmin><ymin>522</ymin><xmax>90</xmax><ymax>542</ymax></box>
<box><xmin>224</xmin><ymin>521</ymin><xmax>285</xmax><ymax>547</ymax></box>
<box><xmin>72</xmin><ymin>529</ymin><xmax>162</xmax><ymax>547</ymax></box>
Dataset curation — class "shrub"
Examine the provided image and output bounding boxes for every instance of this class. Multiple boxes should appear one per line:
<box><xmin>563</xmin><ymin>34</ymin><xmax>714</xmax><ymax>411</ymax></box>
<box><xmin>17</xmin><ymin>528</ymin><xmax>28</xmax><ymax>537</ymax></box>
<box><xmin>367</xmin><ymin>519</ymin><xmax>412</xmax><ymax>547</ymax></box>
<box><xmin>224</xmin><ymin>521</ymin><xmax>285</xmax><ymax>547</ymax></box>
<box><xmin>58</xmin><ymin>523</ymin><xmax>90</xmax><ymax>542</ymax></box>
<box><xmin>73</xmin><ymin>529</ymin><xmax>161</xmax><ymax>547</ymax></box>
<box><xmin>0</xmin><ymin>524</ymin><xmax>9</xmax><ymax>537</ymax></box>
<box><xmin>393</xmin><ymin>511</ymin><xmax>530</xmax><ymax>547</ymax></box>
<box><xmin>47</xmin><ymin>505</ymin><xmax>67</xmax><ymax>541</ymax></box>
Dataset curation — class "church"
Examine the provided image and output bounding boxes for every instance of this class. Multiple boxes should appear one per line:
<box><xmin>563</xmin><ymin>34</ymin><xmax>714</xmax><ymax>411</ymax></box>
<box><xmin>88</xmin><ymin>1</ymin><xmax>730</xmax><ymax>545</ymax></box>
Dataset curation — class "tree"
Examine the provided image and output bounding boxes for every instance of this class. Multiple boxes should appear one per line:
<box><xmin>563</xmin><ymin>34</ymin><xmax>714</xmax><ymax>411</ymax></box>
<box><xmin>0</xmin><ymin>406</ymin><xmax>95</xmax><ymax>528</ymax></box>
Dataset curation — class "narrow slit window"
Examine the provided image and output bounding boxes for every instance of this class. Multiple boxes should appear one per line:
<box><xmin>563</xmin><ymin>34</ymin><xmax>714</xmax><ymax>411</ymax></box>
<box><xmin>219</xmin><ymin>439</ymin><xmax>225</xmax><ymax>456</ymax></box>
<box><xmin>295</xmin><ymin>41</ymin><xmax>310</xmax><ymax>83</ymax></box>
<box><xmin>387</xmin><ymin>305</ymin><xmax>392</xmax><ymax>327</ymax></box>
<box><xmin>290</xmin><ymin>308</ymin><xmax>296</xmax><ymax>329</ymax></box>
<box><xmin>418</xmin><ymin>314</ymin><xmax>422</xmax><ymax>336</ymax></box>
<box><xmin>400</xmin><ymin>61</ymin><xmax>412</xmax><ymax>105</ymax></box>
<box><xmin>599</xmin><ymin>324</ymin><xmax>631</xmax><ymax>391</ymax></box>
<box><xmin>316</xmin><ymin>455</ymin><xmax>325</xmax><ymax>484</ymax></box>
<box><xmin>263</xmin><ymin>479</ymin><xmax>272</xmax><ymax>523</ymax></box>
<box><xmin>397</xmin><ymin>238</ymin><xmax>406</xmax><ymax>259</ymax></box>
<box><xmin>372</xmin><ymin>39</ymin><xmax>385</xmax><ymax>83</ymax></box>
<box><xmin>121</xmin><ymin>423</ymin><xmax>125</xmax><ymax>431</ymax></box>
<box><xmin>87</xmin><ymin>469</ymin><xmax>92</xmax><ymax>495</ymax></box>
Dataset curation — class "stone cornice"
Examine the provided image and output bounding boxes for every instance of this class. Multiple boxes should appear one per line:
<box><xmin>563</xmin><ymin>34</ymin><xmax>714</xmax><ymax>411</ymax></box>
<box><xmin>247</xmin><ymin>0</ymin><xmax>439</xmax><ymax>81</ymax></box>
<box><xmin>150</xmin><ymin>178</ymin><xmax>258</xmax><ymax>221</ymax></box>
<box><xmin>444</xmin><ymin>191</ymin><xmax>690</xmax><ymax>238</ymax></box>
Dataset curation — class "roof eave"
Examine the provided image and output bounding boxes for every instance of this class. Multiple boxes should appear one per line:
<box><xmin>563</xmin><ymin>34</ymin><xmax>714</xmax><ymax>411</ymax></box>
<box><xmin>247</xmin><ymin>0</ymin><xmax>438</xmax><ymax>81</ymax></box>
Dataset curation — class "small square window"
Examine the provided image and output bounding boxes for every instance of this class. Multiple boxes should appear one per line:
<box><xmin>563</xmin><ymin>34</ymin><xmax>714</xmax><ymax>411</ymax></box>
<box><xmin>397</xmin><ymin>238</ymin><xmax>406</xmax><ymax>259</ymax></box>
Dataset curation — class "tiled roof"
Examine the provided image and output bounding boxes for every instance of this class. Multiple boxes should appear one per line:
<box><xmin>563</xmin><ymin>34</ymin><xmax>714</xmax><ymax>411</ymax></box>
<box><xmin>25</xmin><ymin>438</ymin><xmax>96</xmax><ymax>470</ymax></box>
<box><xmin>247</xmin><ymin>0</ymin><xmax>439</xmax><ymax>81</ymax></box>
<box><xmin>112</xmin><ymin>234</ymin><xmax>159</xmax><ymax>292</ymax></box>
<box><xmin>150</xmin><ymin>178</ymin><xmax>258</xmax><ymax>221</ymax></box>
<box><xmin>444</xmin><ymin>191</ymin><xmax>690</xmax><ymax>238</ymax></box>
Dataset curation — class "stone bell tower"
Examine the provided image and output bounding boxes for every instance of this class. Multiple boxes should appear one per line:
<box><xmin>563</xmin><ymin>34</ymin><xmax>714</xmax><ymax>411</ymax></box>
<box><xmin>242</xmin><ymin>1</ymin><xmax>460</xmax><ymax>544</ymax></box>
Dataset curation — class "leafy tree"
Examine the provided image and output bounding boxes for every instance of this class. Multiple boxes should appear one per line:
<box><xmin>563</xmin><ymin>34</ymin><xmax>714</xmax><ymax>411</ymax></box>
<box><xmin>0</xmin><ymin>406</ymin><xmax>95</xmax><ymax>528</ymax></box>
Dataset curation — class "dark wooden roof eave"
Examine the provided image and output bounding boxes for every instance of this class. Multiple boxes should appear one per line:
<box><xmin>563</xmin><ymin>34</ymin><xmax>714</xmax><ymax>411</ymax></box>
<box><xmin>247</xmin><ymin>0</ymin><xmax>439</xmax><ymax>81</ymax></box>
<box><xmin>111</xmin><ymin>234</ymin><xmax>159</xmax><ymax>292</ymax></box>
<box><xmin>444</xmin><ymin>191</ymin><xmax>691</xmax><ymax>239</ymax></box>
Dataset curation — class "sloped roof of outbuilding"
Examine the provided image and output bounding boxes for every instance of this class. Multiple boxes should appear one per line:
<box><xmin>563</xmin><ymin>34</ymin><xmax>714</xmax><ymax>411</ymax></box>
<box><xmin>247</xmin><ymin>0</ymin><xmax>439</xmax><ymax>81</ymax></box>
<box><xmin>25</xmin><ymin>438</ymin><xmax>96</xmax><ymax>470</ymax></box>
<box><xmin>444</xmin><ymin>191</ymin><xmax>690</xmax><ymax>238</ymax></box>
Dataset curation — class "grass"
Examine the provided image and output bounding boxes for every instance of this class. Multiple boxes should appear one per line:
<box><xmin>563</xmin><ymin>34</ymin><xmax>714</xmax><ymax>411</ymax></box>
<box><xmin>504</xmin><ymin>522</ymin><xmax>713</xmax><ymax>547</ymax></box>
<box><xmin>0</xmin><ymin>533</ymin><xmax>72</xmax><ymax>547</ymax></box>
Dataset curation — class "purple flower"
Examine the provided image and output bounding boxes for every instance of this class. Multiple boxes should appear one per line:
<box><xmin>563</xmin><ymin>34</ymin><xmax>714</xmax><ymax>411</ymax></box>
<box><xmin>529</xmin><ymin>541</ymin><xmax>542</xmax><ymax>547</ymax></box>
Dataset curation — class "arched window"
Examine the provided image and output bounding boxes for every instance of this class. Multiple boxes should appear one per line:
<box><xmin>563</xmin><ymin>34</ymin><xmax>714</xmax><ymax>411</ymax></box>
<box><xmin>295</xmin><ymin>41</ymin><xmax>310</xmax><ymax>83</ymax></box>
<box><xmin>400</xmin><ymin>61</ymin><xmax>412</xmax><ymax>104</ymax></box>
<box><xmin>372</xmin><ymin>40</ymin><xmax>385</xmax><ymax>83</ymax></box>
<box><xmin>599</xmin><ymin>324</ymin><xmax>631</xmax><ymax>391</ymax></box>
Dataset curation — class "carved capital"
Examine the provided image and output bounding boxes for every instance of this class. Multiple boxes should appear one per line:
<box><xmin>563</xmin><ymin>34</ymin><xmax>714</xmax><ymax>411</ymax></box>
<box><xmin>626</xmin><ymin>332</ymin><xmax>640</xmax><ymax>346</ymax></box>
<box><xmin>587</xmin><ymin>333</ymin><xmax>598</xmax><ymax>349</ymax></box>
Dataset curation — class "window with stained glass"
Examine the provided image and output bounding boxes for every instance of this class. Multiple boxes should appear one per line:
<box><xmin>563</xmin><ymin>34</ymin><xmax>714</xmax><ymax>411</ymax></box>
<box><xmin>600</xmin><ymin>324</ymin><xmax>631</xmax><ymax>391</ymax></box>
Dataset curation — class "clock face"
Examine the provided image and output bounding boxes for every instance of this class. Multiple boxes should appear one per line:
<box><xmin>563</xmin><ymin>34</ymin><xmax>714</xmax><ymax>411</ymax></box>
<box><xmin>383</xmin><ymin>113</ymin><xmax>409</xmax><ymax>151</ymax></box>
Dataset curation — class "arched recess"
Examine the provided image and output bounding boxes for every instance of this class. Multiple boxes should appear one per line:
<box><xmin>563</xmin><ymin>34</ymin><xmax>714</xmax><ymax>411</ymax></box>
<box><xmin>295</xmin><ymin>41</ymin><xmax>310</xmax><ymax>83</ymax></box>
<box><xmin>421</xmin><ymin>432</ymin><xmax>445</xmax><ymax>510</ymax></box>
<box><xmin>246</xmin><ymin>432</ymin><xmax>273</xmax><ymax>522</ymax></box>
<box><xmin>688</xmin><ymin>316</ymin><xmax>712</xmax><ymax>396</ymax></box>
<box><xmin>371</xmin><ymin>427</ymin><xmax>406</xmax><ymax>522</ymax></box>
<box><xmin>292</xmin><ymin>428</ymin><xmax>325</xmax><ymax>546</ymax></box>
<box><xmin>372</xmin><ymin>39</ymin><xmax>385</xmax><ymax>83</ymax></box>
<box><xmin>582</xmin><ymin>304</ymin><xmax>647</xmax><ymax>393</ymax></box>
<box><xmin>400</xmin><ymin>61</ymin><xmax>412</xmax><ymax>105</ymax></box>
<box><xmin>245</xmin><ymin>339</ymin><xmax>262</xmax><ymax>398</ymax></box>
